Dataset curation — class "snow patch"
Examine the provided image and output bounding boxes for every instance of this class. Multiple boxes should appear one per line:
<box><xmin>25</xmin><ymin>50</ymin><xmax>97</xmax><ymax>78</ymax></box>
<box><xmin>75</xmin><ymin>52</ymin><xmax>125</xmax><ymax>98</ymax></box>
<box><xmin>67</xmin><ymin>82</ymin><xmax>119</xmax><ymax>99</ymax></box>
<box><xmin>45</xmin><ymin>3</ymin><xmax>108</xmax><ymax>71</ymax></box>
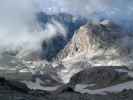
<box><xmin>22</xmin><ymin>78</ymin><xmax>60</xmax><ymax>91</ymax></box>
<box><xmin>75</xmin><ymin>81</ymin><xmax>133</xmax><ymax>95</ymax></box>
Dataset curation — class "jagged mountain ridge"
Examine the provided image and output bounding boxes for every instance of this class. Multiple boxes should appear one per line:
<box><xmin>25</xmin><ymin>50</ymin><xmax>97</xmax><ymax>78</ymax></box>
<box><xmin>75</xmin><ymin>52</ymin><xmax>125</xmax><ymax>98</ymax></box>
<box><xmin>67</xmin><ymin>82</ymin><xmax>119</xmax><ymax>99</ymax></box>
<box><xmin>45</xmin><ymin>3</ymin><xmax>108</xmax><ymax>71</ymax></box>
<box><xmin>57</xmin><ymin>20</ymin><xmax>133</xmax><ymax>67</ymax></box>
<box><xmin>57</xmin><ymin>20</ymin><xmax>123</xmax><ymax>58</ymax></box>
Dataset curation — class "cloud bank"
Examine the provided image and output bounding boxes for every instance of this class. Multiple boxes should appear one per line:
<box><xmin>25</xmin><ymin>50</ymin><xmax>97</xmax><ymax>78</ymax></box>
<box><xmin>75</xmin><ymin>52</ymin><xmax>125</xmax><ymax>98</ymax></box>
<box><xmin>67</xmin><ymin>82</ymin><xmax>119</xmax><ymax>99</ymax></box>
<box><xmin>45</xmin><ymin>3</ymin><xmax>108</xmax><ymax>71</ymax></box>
<box><xmin>0</xmin><ymin>0</ymin><xmax>66</xmax><ymax>53</ymax></box>
<box><xmin>0</xmin><ymin>0</ymin><xmax>133</xmax><ymax>55</ymax></box>
<box><xmin>0</xmin><ymin>0</ymin><xmax>39</xmax><ymax>50</ymax></box>
<box><xmin>41</xmin><ymin>0</ymin><xmax>133</xmax><ymax>26</ymax></box>
<box><xmin>41</xmin><ymin>0</ymin><xmax>133</xmax><ymax>16</ymax></box>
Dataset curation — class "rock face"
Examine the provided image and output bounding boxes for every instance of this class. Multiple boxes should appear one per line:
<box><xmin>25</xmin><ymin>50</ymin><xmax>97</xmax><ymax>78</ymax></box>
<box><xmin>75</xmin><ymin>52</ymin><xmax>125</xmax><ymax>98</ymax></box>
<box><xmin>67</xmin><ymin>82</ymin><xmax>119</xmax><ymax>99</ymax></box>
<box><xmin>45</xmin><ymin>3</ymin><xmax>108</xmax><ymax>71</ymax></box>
<box><xmin>70</xmin><ymin>67</ymin><xmax>119</xmax><ymax>87</ymax></box>
<box><xmin>0</xmin><ymin>77</ymin><xmax>29</xmax><ymax>93</ymax></box>
<box><xmin>69</xmin><ymin>67</ymin><xmax>133</xmax><ymax>88</ymax></box>
<box><xmin>57</xmin><ymin>20</ymin><xmax>126</xmax><ymax>60</ymax></box>
<box><xmin>0</xmin><ymin>77</ymin><xmax>50</xmax><ymax>100</ymax></box>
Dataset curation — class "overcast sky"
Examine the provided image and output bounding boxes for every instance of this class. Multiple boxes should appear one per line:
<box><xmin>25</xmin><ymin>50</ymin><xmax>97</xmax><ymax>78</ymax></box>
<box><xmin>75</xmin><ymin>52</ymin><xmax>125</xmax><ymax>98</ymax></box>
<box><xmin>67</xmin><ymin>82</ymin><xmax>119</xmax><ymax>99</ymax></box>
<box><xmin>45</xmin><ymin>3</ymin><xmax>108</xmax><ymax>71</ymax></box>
<box><xmin>0</xmin><ymin>0</ymin><xmax>133</xmax><ymax>51</ymax></box>
<box><xmin>40</xmin><ymin>0</ymin><xmax>133</xmax><ymax>20</ymax></box>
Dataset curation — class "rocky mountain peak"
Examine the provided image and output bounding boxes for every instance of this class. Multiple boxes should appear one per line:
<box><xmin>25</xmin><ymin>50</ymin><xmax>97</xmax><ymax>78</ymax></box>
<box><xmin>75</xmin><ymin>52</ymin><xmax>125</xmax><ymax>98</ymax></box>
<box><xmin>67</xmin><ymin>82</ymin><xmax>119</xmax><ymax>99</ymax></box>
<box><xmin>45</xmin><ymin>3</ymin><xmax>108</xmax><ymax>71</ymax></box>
<box><xmin>57</xmin><ymin>20</ymin><xmax>125</xmax><ymax>60</ymax></box>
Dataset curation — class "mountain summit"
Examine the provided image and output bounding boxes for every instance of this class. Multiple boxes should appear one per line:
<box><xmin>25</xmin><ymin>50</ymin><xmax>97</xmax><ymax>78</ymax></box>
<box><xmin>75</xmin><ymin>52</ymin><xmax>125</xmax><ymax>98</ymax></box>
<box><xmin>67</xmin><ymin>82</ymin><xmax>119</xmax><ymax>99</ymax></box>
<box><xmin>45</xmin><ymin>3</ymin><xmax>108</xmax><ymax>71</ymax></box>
<box><xmin>57</xmin><ymin>20</ymin><xmax>124</xmax><ymax>59</ymax></box>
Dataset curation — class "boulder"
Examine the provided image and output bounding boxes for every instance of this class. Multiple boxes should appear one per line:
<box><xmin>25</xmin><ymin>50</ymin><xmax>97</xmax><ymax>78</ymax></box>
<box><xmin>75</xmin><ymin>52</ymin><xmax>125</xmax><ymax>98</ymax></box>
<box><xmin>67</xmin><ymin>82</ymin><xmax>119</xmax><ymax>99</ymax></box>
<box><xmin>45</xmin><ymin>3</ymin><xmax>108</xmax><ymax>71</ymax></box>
<box><xmin>69</xmin><ymin>66</ymin><xmax>133</xmax><ymax>88</ymax></box>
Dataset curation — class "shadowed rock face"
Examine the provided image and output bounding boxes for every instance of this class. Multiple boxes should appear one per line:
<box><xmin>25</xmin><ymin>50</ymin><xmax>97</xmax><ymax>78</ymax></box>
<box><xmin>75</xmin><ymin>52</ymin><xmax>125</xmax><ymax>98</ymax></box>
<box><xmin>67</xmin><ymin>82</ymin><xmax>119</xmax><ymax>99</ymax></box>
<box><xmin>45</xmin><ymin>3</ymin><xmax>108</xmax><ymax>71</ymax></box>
<box><xmin>70</xmin><ymin>67</ymin><xmax>119</xmax><ymax>86</ymax></box>
<box><xmin>37</xmin><ymin>12</ymin><xmax>87</xmax><ymax>61</ymax></box>
<box><xmin>0</xmin><ymin>77</ymin><xmax>30</xmax><ymax>93</ymax></box>
<box><xmin>69</xmin><ymin>67</ymin><xmax>133</xmax><ymax>88</ymax></box>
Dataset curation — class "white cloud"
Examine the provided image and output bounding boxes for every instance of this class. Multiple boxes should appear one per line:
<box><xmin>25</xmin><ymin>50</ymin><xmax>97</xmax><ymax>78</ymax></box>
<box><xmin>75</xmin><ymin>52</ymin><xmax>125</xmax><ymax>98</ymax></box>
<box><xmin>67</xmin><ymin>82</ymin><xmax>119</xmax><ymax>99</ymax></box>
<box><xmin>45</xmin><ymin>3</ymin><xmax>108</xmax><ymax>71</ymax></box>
<box><xmin>0</xmin><ymin>0</ymin><xmax>66</xmax><ymax>52</ymax></box>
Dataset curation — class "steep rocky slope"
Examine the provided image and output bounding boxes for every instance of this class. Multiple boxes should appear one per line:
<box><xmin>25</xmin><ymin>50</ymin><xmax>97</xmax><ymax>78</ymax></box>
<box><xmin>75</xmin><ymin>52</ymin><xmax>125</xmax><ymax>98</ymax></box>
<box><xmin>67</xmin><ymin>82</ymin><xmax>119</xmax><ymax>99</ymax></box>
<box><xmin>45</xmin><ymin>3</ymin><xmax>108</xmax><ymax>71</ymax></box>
<box><xmin>57</xmin><ymin>20</ymin><xmax>123</xmax><ymax>58</ymax></box>
<box><xmin>37</xmin><ymin>12</ymin><xmax>87</xmax><ymax>60</ymax></box>
<box><xmin>57</xmin><ymin>20</ymin><xmax>133</xmax><ymax>68</ymax></box>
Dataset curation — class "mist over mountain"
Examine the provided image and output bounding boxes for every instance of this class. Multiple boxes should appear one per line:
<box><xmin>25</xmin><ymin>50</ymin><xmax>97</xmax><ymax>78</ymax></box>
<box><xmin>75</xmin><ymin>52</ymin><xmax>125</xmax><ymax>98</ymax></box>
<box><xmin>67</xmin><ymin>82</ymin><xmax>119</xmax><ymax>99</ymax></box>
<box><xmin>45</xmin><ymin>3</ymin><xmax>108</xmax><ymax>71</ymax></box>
<box><xmin>1</xmin><ymin>0</ymin><xmax>133</xmax><ymax>100</ymax></box>
<box><xmin>37</xmin><ymin>12</ymin><xmax>87</xmax><ymax>60</ymax></box>
<box><xmin>0</xmin><ymin>0</ymin><xmax>133</xmax><ymax>56</ymax></box>
<box><xmin>40</xmin><ymin>0</ymin><xmax>133</xmax><ymax>31</ymax></box>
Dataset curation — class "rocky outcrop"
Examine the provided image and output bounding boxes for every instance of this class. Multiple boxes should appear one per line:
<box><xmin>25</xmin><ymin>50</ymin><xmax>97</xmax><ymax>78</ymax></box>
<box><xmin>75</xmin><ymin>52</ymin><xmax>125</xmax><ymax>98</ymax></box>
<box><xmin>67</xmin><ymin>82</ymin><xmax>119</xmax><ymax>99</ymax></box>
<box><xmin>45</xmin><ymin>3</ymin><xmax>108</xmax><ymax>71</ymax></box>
<box><xmin>69</xmin><ymin>66</ymin><xmax>133</xmax><ymax>88</ymax></box>
<box><xmin>0</xmin><ymin>77</ymin><xmax>50</xmax><ymax>100</ymax></box>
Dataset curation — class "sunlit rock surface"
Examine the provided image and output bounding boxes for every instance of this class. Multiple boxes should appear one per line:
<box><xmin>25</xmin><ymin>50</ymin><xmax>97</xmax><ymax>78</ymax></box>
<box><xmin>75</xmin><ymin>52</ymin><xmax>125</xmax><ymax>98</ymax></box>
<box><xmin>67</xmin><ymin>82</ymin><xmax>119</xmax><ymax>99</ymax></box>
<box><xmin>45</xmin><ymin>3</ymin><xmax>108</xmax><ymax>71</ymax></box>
<box><xmin>57</xmin><ymin>20</ymin><xmax>133</xmax><ymax>69</ymax></box>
